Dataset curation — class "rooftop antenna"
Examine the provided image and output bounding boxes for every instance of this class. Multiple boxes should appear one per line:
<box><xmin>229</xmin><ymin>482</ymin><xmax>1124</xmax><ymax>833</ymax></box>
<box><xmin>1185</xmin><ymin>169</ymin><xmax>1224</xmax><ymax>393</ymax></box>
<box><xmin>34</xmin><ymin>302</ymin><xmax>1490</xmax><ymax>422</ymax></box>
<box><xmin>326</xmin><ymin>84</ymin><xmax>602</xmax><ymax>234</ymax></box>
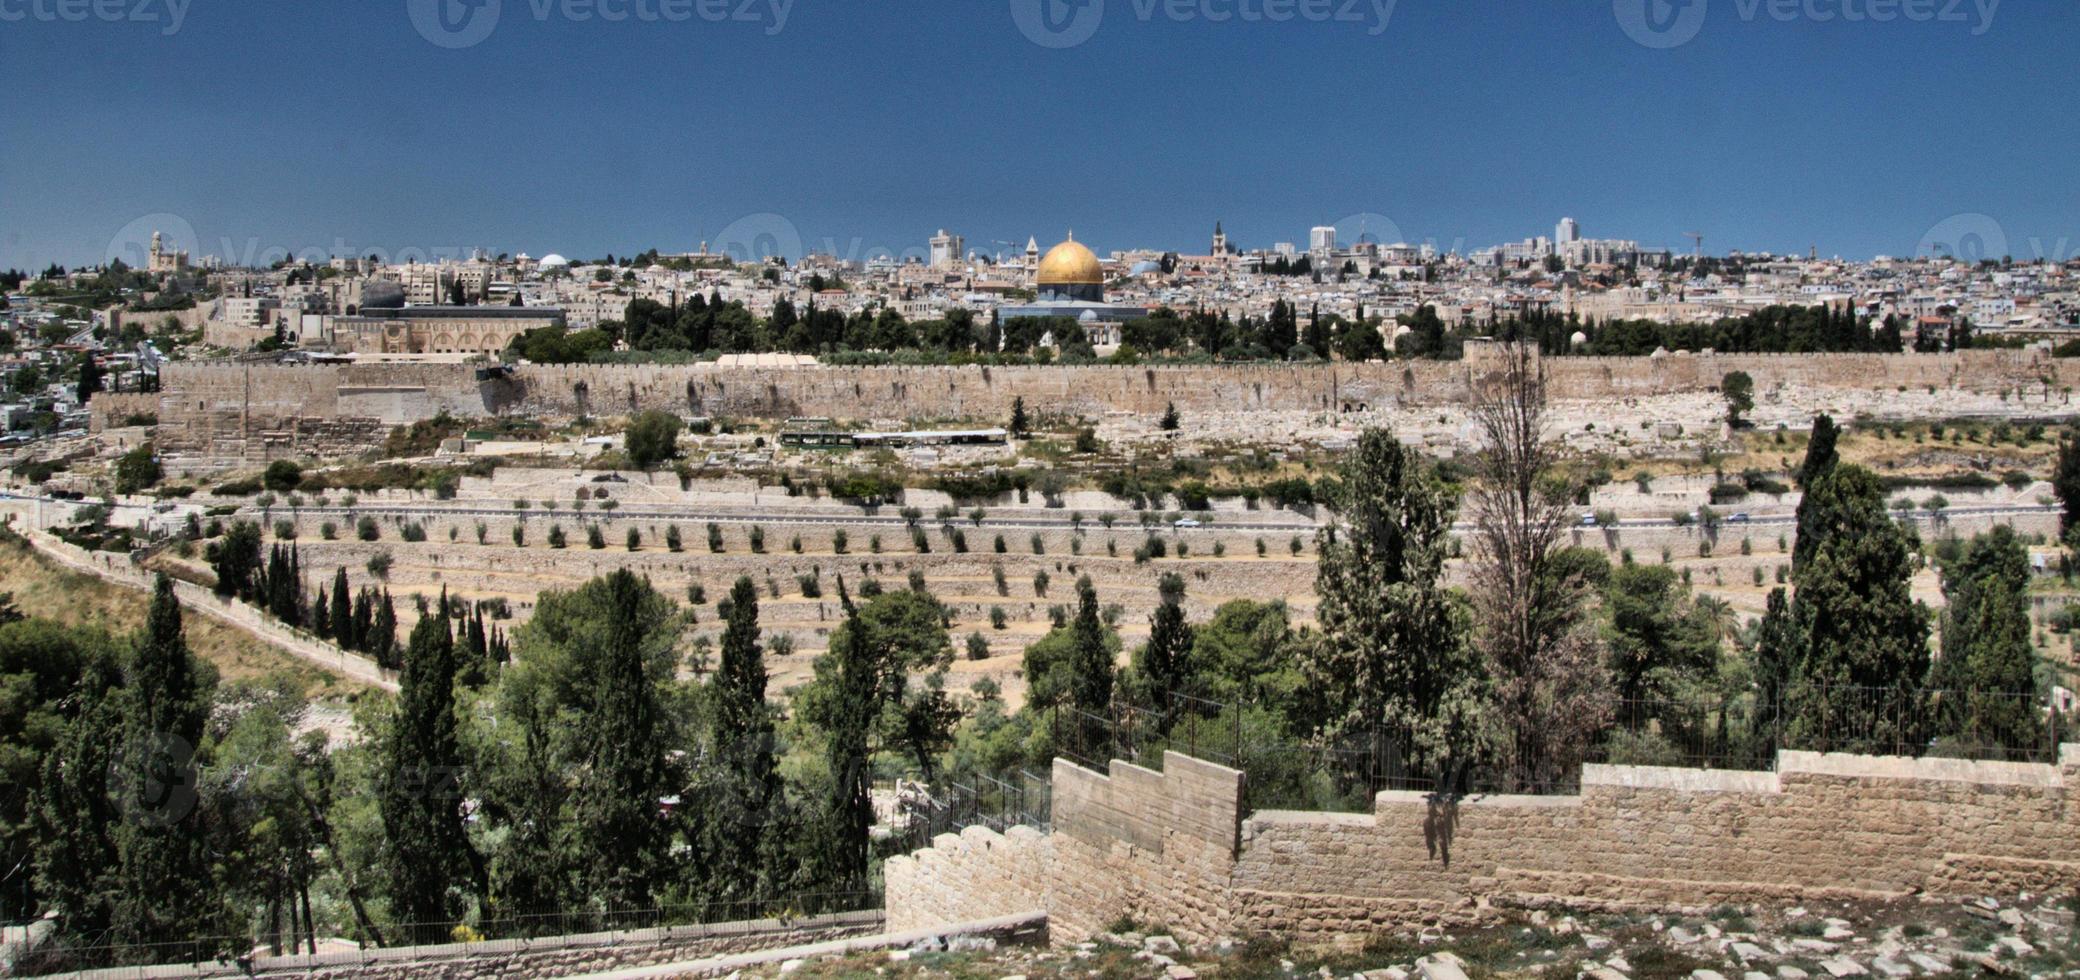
<box><xmin>1685</xmin><ymin>232</ymin><xmax>1705</xmax><ymax>261</ymax></box>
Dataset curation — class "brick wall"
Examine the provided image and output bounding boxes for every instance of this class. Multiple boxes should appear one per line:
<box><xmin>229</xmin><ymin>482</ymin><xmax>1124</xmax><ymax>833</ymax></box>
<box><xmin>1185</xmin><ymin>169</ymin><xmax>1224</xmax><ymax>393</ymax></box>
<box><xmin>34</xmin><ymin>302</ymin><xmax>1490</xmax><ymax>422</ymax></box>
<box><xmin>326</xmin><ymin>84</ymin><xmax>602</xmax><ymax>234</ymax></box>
<box><xmin>885</xmin><ymin>745</ymin><xmax>2080</xmax><ymax>950</ymax></box>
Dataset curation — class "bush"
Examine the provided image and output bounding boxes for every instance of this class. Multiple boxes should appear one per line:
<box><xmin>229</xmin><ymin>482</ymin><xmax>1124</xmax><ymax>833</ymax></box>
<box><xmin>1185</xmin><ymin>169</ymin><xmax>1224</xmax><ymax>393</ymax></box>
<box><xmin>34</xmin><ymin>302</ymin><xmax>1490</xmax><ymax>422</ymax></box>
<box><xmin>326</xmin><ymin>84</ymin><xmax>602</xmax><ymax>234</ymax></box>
<box><xmin>749</xmin><ymin>526</ymin><xmax>766</xmax><ymax>553</ymax></box>
<box><xmin>587</xmin><ymin>525</ymin><xmax>606</xmax><ymax>549</ymax></box>
<box><xmin>967</xmin><ymin>632</ymin><xmax>990</xmax><ymax>661</ymax></box>
<box><xmin>708</xmin><ymin>523</ymin><xmax>725</xmax><ymax>553</ymax></box>
<box><xmin>320</xmin><ymin>521</ymin><xmax>337</xmax><ymax>540</ymax></box>
<box><xmin>400</xmin><ymin>523</ymin><xmax>428</xmax><ymax>542</ymax></box>
<box><xmin>273</xmin><ymin>519</ymin><xmax>296</xmax><ymax>540</ymax></box>
<box><xmin>549</xmin><ymin>525</ymin><xmax>568</xmax><ymax>549</ymax></box>
<box><xmin>626</xmin><ymin>527</ymin><xmax>642</xmax><ymax>551</ymax></box>
<box><xmin>797</xmin><ymin>572</ymin><xmax>822</xmax><ymax>598</ymax></box>
<box><xmin>366</xmin><ymin>551</ymin><xmax>393</xmax><ymax>579</ymax></box>
<box><xmin>263</xmin><ymin>459</ymin><xmax>304</xmax><ymax>492</ymax></box>
<box><xmin>990</xmin><ymin>606</ymin><xmax>1008</xmax><ymax>630</ymax></box>
<box><xmin>1033</xmin><ymin>569</ymin><xmax>1050</xmax><ymax>596</ymax></box>
<box><xmin>1708</xmin><ymin>482</ymin><xmax>1749</xmax><ymax>504</ymax></box>
<box><xmin>356</xmin><ymin>516</ymin><xmax>380</xmax><ymax>541</ymax></box>
<box><xmin>512</xmin><ymin>524</ymin><xmax>526</xmax><ymax>546</ymax></box>
<box><xmin>832</xmin><ymin>529</ymin><xmax>848</xmax><ymax>554</ymax></box>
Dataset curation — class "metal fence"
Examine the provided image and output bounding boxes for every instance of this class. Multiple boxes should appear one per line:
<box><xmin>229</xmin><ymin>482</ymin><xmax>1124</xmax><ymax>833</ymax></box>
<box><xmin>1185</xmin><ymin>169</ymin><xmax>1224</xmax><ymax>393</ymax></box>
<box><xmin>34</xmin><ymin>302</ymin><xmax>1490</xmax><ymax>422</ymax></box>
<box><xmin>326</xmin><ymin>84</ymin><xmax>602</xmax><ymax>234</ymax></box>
<box><xmin>887</xmin><ymin>768</ymin><xmax>1052</xmax><ymax>855</ymax></box>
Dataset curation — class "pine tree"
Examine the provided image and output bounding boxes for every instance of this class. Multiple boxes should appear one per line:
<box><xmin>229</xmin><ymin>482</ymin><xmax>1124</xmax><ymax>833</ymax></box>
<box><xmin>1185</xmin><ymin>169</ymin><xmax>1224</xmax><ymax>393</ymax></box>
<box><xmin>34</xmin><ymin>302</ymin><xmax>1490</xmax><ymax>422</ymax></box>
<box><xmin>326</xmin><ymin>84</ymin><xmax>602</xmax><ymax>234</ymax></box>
<box><xmin>312</xmin><ymin>585</ymin><xmax>330</xmax><ymax>639</ymax></box>
<box><xmin>377</xmin><ymin>596</ymin><xmax>475</xmax><ymax>942</ymax></box>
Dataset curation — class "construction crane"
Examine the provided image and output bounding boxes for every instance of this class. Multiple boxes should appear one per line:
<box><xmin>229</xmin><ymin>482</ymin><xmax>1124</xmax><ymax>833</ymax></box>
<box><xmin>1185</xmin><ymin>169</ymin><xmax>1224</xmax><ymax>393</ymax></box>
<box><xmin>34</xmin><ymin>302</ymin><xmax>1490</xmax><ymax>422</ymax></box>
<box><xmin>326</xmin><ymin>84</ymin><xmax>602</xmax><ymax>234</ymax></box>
<box><xmin>1685</xmin><ymin>232</ymin><xmax>1705</xmax><ymax>261</ymax></box>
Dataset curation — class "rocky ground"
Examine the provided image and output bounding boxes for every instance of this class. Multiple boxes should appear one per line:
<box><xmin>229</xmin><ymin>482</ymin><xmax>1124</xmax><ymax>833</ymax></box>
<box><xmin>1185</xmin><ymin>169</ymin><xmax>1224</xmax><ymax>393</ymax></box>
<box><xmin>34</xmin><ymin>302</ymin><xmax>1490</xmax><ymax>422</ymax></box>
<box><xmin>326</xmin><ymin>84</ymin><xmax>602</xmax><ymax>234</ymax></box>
<box><xmin>723</xmin><ymin>893</ymin><xmax>2077</xmax><ymax>979</ymax></box>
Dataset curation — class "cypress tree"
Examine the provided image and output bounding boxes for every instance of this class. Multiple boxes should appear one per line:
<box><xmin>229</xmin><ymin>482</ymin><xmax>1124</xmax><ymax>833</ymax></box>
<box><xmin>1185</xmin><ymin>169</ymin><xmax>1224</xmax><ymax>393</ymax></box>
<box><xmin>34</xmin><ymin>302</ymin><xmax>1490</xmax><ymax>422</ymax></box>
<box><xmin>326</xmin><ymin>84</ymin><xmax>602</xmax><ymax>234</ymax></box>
<box><xmin>572</xmin><ymin>571</ymin><xmax>672</xmax><ymax>913</ymax></box>
<box><xmin>31</xmin><ymin>641</ymin><xmax>125</xmax><ymax>945</ymax></box>
<box><xmin>331</xmin><ymin>569</ymin><xmax>352</xmax><ymax>647</ymax></box>
<box><xmin>1132</xmin><ymin>572</ymin><xmax>1194</xmax><ymax>724</ymax></box>
<box><xmin>1787</xmin><ymin>465</ymin><xmax>1931</xmax><ymax>752</ymax></box>
<box><xmin>377</xmin><ymin>595</ymin><xmax>474</xmax><ymax>942</ymax></box>
<box><xmin>1067</xmin><ymin>576</ymin><xmax>1114</xmax><ymax>753</ymax></box>
<box><xmin>350</xmin><ymin>588</ymin><xmax>374</xmax><ymax>653</ymax></box>
<box><xmin>701</xmin><ymin>577</ymin><xmax>784</xmax><ymax>901</ymax></box>
<box><xmin>1932</xmin><ymin>526</ymin><xmax>2041</xmax><ymax>752</ymax></box>
<box><xmin>1311</xmin><ymin>426</ymin><xmax>1483</xmax><ymax>782</ymax></box>
<box><xmin>1792</xmin><ymin>414</ymin><xmax>1844</xmax><ymax>570</ymax></box>
<box><xmin>372</xmin><ymin>591</ymin><xmax>398</xmax><ymax>670</ymax></box>
<box><xmin>110</xmin><ymin>575</ymin><xmax>219</xmax><ymax>953</ymax></box>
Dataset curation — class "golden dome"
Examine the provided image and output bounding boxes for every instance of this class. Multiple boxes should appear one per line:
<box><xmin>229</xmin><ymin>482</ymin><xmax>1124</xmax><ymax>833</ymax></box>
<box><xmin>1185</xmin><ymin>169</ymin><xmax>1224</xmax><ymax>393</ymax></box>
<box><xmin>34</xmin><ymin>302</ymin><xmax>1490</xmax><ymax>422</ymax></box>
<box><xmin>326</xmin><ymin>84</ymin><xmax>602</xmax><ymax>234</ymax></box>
<box><xmin>1036</xmin><ymin>234</ymin><xmax>1103</xmax><ymax>285</ymax></box>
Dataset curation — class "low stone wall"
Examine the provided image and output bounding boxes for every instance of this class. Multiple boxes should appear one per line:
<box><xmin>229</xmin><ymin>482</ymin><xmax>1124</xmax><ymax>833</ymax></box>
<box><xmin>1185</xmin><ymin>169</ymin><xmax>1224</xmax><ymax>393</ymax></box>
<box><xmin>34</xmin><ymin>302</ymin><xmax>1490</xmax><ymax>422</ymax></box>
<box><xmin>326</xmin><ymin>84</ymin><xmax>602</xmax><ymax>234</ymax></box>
<box><xmin>65</xmin><ymin>910</ymin><xmax>884</xmax><ymax>980</ymax></box>
<box><xmin>886</xmin><ymin>746</ymin><xmax>2080</xmax><ymax>950</ymax></box>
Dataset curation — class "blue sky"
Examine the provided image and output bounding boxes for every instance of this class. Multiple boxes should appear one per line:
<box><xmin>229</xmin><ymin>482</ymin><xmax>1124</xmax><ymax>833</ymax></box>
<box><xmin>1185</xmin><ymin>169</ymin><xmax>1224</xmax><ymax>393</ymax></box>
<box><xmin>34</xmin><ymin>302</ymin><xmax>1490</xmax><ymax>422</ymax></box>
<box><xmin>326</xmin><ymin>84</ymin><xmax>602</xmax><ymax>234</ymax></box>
<box><xmin>2</xmin><ymin>0</ymin><xmax>2074</xmax><ymax>270</ymax></box>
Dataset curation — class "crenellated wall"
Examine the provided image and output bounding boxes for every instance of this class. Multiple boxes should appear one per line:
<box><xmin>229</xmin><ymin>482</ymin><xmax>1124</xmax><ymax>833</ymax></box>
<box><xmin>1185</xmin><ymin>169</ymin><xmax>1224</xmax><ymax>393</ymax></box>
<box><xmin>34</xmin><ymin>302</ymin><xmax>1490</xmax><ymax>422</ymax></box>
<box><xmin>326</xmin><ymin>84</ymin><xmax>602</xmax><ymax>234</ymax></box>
<box><xmin>149</xmin><ymin>348</ymin><xmax>2080</xmax><ymax>461</ymax></box>
<box><xmin>885</xmin><ymin>745</ymin><xmax>2080</xmax><ymax>950</ymax></box>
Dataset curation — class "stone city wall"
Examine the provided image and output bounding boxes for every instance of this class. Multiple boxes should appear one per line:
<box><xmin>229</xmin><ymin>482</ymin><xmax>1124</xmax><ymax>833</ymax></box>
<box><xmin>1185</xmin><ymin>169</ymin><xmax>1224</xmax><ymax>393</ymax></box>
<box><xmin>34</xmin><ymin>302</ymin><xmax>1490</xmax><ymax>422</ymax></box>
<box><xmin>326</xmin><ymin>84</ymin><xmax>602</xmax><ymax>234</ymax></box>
<box><xmin>150</xmin><ymin>349</ymin><xmax>2080</xmax><ymax>460</ymax></box>
<box><xmin>885</xmin><ymin>746</ymin><xmax>2080</xmax><ymax>950</ymax></box>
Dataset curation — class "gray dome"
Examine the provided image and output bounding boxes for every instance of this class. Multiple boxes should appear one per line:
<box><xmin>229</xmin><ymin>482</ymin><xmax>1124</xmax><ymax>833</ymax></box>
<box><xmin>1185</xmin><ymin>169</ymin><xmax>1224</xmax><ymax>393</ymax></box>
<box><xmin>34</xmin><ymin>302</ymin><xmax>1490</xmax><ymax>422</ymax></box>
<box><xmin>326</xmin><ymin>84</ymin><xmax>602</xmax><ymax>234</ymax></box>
<box><xmin>361</xmin><ymin>280</ymin><xmax>406</xmax><ymax>310</ymax></box>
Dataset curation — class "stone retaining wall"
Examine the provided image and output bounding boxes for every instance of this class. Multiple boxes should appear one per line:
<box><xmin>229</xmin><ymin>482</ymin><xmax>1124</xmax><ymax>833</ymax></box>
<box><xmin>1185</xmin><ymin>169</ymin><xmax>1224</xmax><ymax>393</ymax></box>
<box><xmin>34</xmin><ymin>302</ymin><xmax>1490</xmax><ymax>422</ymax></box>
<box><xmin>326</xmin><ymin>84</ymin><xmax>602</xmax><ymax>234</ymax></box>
<box><xmin>885</xmin><ymin>746</ymin><xmax>2080</xmax><ymax>950</ymax></box>
<box><xmin>63</xmin><ymin>911</ymin><xmax>883</xmax><ymax>980</ymax></box>
<box><xmin>150</xmin><ymin>349</ymin><xmax>2080</xmax><ymax>460</ymax></box>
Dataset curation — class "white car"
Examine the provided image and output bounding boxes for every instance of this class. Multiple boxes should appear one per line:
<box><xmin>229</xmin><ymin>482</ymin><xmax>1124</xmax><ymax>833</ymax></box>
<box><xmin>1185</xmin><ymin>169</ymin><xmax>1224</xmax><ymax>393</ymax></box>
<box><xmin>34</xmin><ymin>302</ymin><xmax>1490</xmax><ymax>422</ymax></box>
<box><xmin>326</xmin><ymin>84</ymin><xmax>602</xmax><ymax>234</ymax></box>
<box><xmin>1173</xmin><ymin>518</ymin><xmax>1202</xmax><ymax>528</ymax></box>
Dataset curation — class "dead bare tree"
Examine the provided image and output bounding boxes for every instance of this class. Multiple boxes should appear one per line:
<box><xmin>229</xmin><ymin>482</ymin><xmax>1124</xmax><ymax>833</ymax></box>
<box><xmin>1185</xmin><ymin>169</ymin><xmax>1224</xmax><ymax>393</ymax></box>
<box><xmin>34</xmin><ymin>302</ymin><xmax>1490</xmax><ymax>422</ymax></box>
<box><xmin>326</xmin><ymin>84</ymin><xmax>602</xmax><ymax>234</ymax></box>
<box><xmin>1466</xmin><ymin>341</ymin><xmax>1613</xmax><ymax>791</ymax></box>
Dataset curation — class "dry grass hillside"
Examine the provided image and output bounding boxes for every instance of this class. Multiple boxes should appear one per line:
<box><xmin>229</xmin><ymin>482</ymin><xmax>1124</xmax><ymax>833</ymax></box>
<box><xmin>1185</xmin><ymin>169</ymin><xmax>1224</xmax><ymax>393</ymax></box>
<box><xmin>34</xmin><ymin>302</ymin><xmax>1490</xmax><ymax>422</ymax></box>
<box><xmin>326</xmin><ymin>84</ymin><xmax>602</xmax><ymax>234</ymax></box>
<box><xmin>0</xmin><ymin>534</ymin><xmax>371</xmax><ymax>700</ymax></box>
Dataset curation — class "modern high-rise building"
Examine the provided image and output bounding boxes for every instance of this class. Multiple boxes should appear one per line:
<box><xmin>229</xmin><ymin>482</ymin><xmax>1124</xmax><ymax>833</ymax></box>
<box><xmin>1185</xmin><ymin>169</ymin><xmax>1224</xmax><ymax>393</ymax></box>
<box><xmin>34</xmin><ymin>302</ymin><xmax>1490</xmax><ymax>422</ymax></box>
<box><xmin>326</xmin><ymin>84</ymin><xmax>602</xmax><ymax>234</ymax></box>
<box><xmin>1309</xmin><ymin>226</ymin><xmax>1338</xmax><ymax>253</ymax></box>
<box><xmin>1557</xmin><ymin>217</ymin><xmax>1581</xmax><ymax>245</ymax></box>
